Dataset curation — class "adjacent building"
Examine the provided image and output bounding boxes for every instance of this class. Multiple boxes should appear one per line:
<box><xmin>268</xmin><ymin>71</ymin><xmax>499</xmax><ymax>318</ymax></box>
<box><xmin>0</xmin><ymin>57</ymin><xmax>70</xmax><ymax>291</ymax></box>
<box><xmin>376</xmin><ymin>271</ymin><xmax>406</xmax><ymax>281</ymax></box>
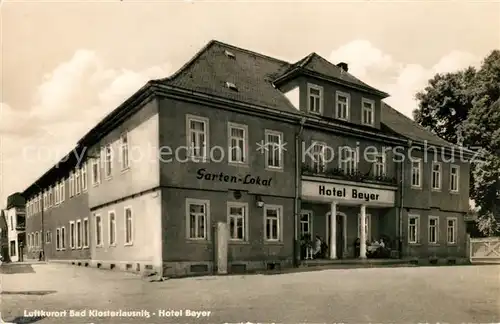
<box><xmin>21</xmin><ymin>40</ymin><xmax>474</xmax><ymax>276</ymax></box>
<box><xmin>5</xmin><ymin>193</ymin><xmax>26</xmax><ymax>262</ymax></box>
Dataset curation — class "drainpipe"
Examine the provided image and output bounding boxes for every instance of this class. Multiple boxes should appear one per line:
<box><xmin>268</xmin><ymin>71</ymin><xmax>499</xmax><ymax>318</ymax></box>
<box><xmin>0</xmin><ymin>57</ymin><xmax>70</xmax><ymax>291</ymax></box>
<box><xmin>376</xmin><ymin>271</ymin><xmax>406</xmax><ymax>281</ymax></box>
<box><xmin>398</xmin><ymin>139</ymin><xmax>411</xmax><ymax>258</ymax></box>
<box><xmin>293</xmin><ymin>117</ymin><xmax>307</xmax><ymax>267</ymax></box>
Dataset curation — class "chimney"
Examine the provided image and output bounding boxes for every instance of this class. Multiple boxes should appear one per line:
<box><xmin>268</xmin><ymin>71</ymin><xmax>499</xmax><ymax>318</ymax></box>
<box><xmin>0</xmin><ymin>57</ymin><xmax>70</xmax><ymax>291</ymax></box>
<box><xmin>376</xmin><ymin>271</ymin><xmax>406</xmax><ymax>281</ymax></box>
<box><xmin>337</xmin><ymin>62</ymin><xmax>348</xmax><ymax>72</ymax></box>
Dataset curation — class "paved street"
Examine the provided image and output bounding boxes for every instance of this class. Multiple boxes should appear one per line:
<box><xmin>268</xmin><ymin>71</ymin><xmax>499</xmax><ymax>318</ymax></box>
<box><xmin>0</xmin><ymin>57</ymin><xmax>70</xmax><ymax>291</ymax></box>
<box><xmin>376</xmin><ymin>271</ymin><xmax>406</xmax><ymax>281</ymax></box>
<box><xmin>1</xmin><ymin>263</ymin><xmax>499</xmax><ymax>323</ymax></box>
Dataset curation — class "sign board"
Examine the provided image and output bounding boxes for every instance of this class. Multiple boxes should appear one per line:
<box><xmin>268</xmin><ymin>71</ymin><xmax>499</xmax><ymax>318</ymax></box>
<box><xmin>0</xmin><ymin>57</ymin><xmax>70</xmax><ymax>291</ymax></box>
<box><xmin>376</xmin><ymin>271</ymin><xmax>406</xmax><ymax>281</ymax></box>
<box><xmin>301</xmin><ymin>180</ymin><xmax>396</xmax><ymax>206</ymax></box>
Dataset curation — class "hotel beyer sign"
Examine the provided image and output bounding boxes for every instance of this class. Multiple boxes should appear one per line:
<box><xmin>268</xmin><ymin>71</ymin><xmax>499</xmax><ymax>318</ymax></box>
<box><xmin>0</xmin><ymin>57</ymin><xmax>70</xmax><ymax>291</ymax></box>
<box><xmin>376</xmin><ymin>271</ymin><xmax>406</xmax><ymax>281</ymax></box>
<box><xmin>301</xmin><ymin>180</ymin><xmax>395</xmax><ymax>205</ymax></box>
<box><xmin>196</xmin><ymin>168</ymin><xmax>272</xmax><ymax>186</ymax></box>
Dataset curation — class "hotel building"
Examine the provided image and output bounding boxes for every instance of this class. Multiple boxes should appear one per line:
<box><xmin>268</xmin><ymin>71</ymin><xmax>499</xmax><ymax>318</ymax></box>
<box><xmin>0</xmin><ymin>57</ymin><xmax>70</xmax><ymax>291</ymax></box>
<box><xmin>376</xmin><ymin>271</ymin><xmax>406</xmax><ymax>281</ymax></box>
<box><xmin>22</xmin><ymin>40</ymin><xmax>473</xmax><ymax>276</ymax></box>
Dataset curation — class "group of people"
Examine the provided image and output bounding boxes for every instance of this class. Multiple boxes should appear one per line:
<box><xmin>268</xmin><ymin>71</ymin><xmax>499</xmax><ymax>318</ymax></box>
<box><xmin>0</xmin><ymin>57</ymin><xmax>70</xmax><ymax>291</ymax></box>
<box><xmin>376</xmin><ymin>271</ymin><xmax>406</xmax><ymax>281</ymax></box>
<box><xmin>354</xmin><ymin>238</ymin><xmax>390</xmax><ymax>258</ymax></box>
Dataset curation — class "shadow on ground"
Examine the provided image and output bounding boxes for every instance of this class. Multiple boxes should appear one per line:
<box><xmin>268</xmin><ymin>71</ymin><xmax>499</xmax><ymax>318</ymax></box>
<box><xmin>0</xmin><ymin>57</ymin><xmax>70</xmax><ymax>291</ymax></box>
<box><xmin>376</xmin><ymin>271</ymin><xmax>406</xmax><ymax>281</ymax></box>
<box><xmin>9</xmin><ymin>316</ymin><xmax>46</xmax><ymax>324</ymax></box>
<box><xmin>1</xmin><ymin>290</ymin><xmax>56</xmax><ymax>296</ymax></box>
<box><xmin>0</xmin><ymin>264</ymin><xmax>35</xmax><ymax>274</ymax></box>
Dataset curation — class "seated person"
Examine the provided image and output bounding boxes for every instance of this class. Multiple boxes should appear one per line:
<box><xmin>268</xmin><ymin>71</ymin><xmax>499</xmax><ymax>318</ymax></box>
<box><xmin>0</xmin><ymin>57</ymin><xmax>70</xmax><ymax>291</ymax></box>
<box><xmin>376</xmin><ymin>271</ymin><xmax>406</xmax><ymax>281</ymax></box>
<box><xmin>313</xmin><ymin>235</ymin><xmax>322</xmax><ymax>259</ymax></box>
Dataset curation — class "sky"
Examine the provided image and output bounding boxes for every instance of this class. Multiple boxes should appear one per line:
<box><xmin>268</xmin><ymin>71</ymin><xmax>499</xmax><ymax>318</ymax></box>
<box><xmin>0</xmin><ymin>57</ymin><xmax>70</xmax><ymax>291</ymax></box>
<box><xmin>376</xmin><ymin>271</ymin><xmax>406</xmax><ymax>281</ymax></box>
<box><xmin>0</xmin><ymin>0</ymin><xmax>499</xmax><ymax>208</ymax></box>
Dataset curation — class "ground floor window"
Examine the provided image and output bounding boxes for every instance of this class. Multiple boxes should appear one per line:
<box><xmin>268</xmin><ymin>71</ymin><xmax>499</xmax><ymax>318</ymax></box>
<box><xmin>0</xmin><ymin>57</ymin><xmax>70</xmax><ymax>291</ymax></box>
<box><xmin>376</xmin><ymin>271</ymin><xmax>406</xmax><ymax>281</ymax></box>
<box><xmin>56</xmin><ymin>228</ymin><xmax>61</xmax><ymax>250</ymax></box>
<box><xmin>35</xmin><ymin>232</ymin><xmax>39</xmax><ymax>248</ymax></box>
<box><xmin>69</xmin><ymin>221</ymin><xmax>75</xmax><ymax>249</ymax></box>
<box><xmin>227</xmin><ymin>202</ymin><xmax>248</xmax><ymax>241</ymax></box>
<box><xmin>408</xmin><ymin>215</ymin><xmax>420</xmax><ymax>244</ymax></box>
<box><xmin>186</xmin><ymin>199</ymin><xmax>210</xmax><ymax>240</ymax></box>
<box><xmin>46</xmin><ymin>231</ymin><xmax>51</xmax><ymax>244</ymax></box>
<box><xmin>10</xmin><ymin>240</ymin><xmax>16</xmax><ymax>256</ymax></box>
<box><xmin>125</xmin><ymin>207</ymin><xmax>133</xmax><ymax>245</ymax></box>
<box><xmin>300</xmin><ymin>211</ymin><xmax>312</xmax><ymax>238</ymax></box>
<box><xmin>264</xmin><ymin>205</ymin><xmax>282</xmax><ymax>241</ymax></box>
<box><xmin>447</xmin><ymin>218</ymin><xmax>457</xmax><ymax>244</ymax></box>
<box><xmin>428</xmin><ymin>216</ymin><xmax>439</xmax><ymax>244</ymax></box>
<box><xmin>61</xmin><ymin>226</ymin><xmax>66</xmax><ymax>249</ymax></box>
<box><xmin>95</xmin><ymin>214</ymin><xmax>102</xmax><ymax>247</ymax></box>
<box><xmin>83</xmin><ymin>218</ymin><xmax>89</xmax><ymax>248</ymax></box>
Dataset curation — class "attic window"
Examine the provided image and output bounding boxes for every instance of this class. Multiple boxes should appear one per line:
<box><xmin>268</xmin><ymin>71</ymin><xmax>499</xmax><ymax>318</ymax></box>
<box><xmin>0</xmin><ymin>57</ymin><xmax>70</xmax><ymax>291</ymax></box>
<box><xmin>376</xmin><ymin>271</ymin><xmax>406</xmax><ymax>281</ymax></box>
<box><xmin>225</xmin><ymin>82</ymin><xmax>238</xmax><ymax>91</ymax></box>
<box><xmin>224</xmin><ymin>50</ymin><xmax>236</xmax><ymax>59</ymax></box>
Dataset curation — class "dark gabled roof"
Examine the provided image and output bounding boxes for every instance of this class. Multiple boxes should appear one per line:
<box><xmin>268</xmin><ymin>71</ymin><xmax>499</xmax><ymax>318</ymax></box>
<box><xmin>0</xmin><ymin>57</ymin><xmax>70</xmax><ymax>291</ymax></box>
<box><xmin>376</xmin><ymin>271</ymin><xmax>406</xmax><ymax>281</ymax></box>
<box><xmin>275</xmin><ymin>52</ymin><xmax>389</xmax><ymax>98</ymax></box>
<box><xmin>381</xmin><ymin>102</ymin><xmax>459</xmax><ymax>148</ymax></box>
<box><xmin>6</xmin><ymin>193</ymin><xmax>25</xmax><ymax>209</ymax></box>
<box><xmin>159</xmin><ymin>40</ymin><xmax>299</xmax><ymax>113</ymax></box>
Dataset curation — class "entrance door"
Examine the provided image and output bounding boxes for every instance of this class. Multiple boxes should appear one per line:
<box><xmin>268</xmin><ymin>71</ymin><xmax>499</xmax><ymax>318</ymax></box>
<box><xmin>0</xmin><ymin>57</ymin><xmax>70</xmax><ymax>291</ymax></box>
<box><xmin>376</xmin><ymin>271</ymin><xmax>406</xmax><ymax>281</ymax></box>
<box><xmin>326</xmin><ymin>213</ymin><xmax>346</xmax><ymax>259</ymax></box>
<box><xmin>336</xmin><ymin>215</ymin><xmax>344</xmax><ymax>259</ymax></box>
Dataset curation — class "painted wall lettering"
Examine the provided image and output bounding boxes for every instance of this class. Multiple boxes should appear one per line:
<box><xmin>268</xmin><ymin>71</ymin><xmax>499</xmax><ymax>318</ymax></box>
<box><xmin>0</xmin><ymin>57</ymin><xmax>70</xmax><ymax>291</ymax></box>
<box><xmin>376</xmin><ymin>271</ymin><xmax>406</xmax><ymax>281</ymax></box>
<box><xmin>196</xmin><ymin>168</ymin><xmax>272</xmax><ymax>186</ymax></box>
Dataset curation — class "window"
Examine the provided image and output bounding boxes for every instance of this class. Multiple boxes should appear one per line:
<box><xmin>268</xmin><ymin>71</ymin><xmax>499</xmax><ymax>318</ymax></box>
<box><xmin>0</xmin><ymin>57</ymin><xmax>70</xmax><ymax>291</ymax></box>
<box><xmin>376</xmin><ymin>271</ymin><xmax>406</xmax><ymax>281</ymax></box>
<box><xmin>83</xmin><ymin>218</ymin><xmax>89</xmax><ymax>248</ymax></box>
<box><xmin>264</xmin><ymin>130</ymin><xmax>284</xmax><ymax>169</ymax></box>
<box><xmin>411</xmin><ymin>160</ymin><xmax>422</xmax><ymax>188</ymax></box>
<box><xmin>362</xmin><ymin>98</ymin><xmax>375</xmax><ymax>125</ymax></box>
<box><xmin>125</xmin><ymin>207</ymin><xmax>133</xmax><ymax>245</ymax></box>
<box><xmin>108</xmin><ymin>212</ymin><xmax>116</xmax><ymax>246</ymax></box>
<box><xmin>357</xmin><ymin>214</ymin><xmax>371</xmax><ymax>241</ymax></box>
<box><xmin>339</xmin><ymin>147</ymin><xmax>357</xmax><ymax>174</ymax></box>
<box><xmin>300</xmin><ymin>211</ymin><xmax>312</xmax><ymax>237</ymax></box>
<box><xmin>61</xmin><ymin>226</ymin><xmax>66</xmax><ymax>249</ymax></box>
<box><xmin>227</xmin><ymin>202</ymin><xmax>248</xmax><ymax>241</ymax></box>
<box><xmin>95</xmin><ymin>214</ymin><xmax>102</xmax><ymax>247</ymax></box>
<box><xmin>120</xmin><ymin>133</ymin><xmax>130</xmax><ymax>170</ymax></box>
<box><xmin>432</xmin><ymin>162</ymin><xmax>442</xmax><ymax>190</ymax></box>
<box><xmin>81</xmin><ymin>163</ymin><xmax>87</xmax><ymax>191</ymax></box>
<box><xmin>428</xmin><ymin>216</ymin><xmax>439</xmax><ymax>244</ymax></box>
<box><xmin>310</xmin><ymin>142</ymin><xmax>327</xmax><ymax>173</ymax></box>
<box><xmin>307</xmin><ymin>84</ymin><xmax>323</xmax><ymax>114</ymax></box>
<box><xmin>54</xmin><ymin>182</ymin><xmax>60</xmax><ymax>205</ymax></box>
<box><xmin>76</xmin><ymin>220</ymin><xmax>82</xmax><ymax>248</ymax></box>
<box><xmin>56</xmin><ymin>228</ymin><xmax>61</xmax><ymax>250</ymax></box>
<box><xmin>186</xmin><ymin>115</ymin><xmax>209</xmax><ymax>160</ymax></box>
<box><xmin>408</xmin><ymin>215</ymin><xmax>420</xmax><ymax>244</ymax></box>
<box><xmin>186</xmin><ymin>199</ymin><xmax>209</xmax><ymax>240</ymax></box>
<box><xmin>48</xmin><ymin>187</ymin><xmax>53</xmax><ymax>207</ymax></box>
<box><xmin>91</xmin><ymin>157</ymin><xmax>101</xmax><ymax>186</ymax></box>
<box><xmin>75</xmin><ymin>169</ymin><xmax>81</xmax><ymax>195</ymax></box>
<box><xmin>10</xmin><ymin>215</ymin><xmax>13</xmax><ymax>229</ymax></box>
<box><xmin>34</xmin><ymin>232</ymin><xmax>39</xmax><ymax>248</ymax></box>
<box><xmin>69</xmin><ymin>172</ymin><xmax>74</xmax><ymax>197</ymax></box>
<box><xmin>46</xmin><ymin>231</ymin><xmax>51</xmax><ymax>244</ymax></box>
<box><xmin>336</xmin><ymin>91</ymin><xmax>350</xmax><ymax>120</ymax></box>
<box><xmin>450</xmin><ymin>165</ymin><xmax>459</xmax><ymax>192</ymax></box>
<box><xmin>228</xmin><ymin>123</ymin><xmax>248</xmax><ymax>164</ymax></box>
<box><xmin>264</xmin><ymin>205</ymin><xmax>282</xmax><ymax>241</ymax></box>
<box><xmin>69</xmin><ymin>221</ymin><xmax>75</xmax><ymax>249</ymax></box>
<box><xmin>447</xmin><ymin>218</ymin><xmax>457</xmax><ymax>244</ymax></box>
<box><xmin>104</xmin><ymin>144</ymin><xmax>113</xmax><ymax>178</ymax></box>
<box><xmin>373</xmin><ymin>154</ymin><xmax>385</xmax><ymax>177</ymax></box>
<box><xmin>60</xmin><ymin>180</ymin><xmax>65</xmax><ymax>203</ymax></box>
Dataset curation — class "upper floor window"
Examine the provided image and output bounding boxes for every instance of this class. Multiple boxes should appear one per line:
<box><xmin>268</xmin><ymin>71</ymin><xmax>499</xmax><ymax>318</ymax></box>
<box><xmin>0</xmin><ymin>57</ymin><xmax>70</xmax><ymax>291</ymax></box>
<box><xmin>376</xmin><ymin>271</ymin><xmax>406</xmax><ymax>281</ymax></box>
<box><xmin>335</xmin><ymin>91</ymin><xmax>350</xmax><ymax>120</ymax></box>
<box><xmin>81</xmin><ymin>163</ymin><xmax>88</xmax><ymax>191</ymax></box>
<box><xmin>361</xmin><ymin>98</ymin><xmax>375</xmax><ymax>126</ymax></box>
<box><xmin>307</xmin><ymin>84</ymin><xmax>323</xmax><ymax>114</ymax></box>
<box><xmin>120</xmin><ymin>133</ymin><xmax>130</xmax><ymax>170</ymax></box>
<box><xmin>91</xmin><ymin>158</ymin><xmax>100</xmax><ymax>186</ymax></box>
<box><xmin>59</xmin><ymin>180</ymin><xmax>65</xmax><ymax>203</ymax></box>
<box><xmin>55</xmin><ymin>182</ymin><xmax>60</xmax><ymax>205</ymax></box>
<box><xmin>431</xmin><ymin>162</ymin><xmax>442</xmax><ymax>190</ymax></box>
<box><xmin>339</xmin><ymin>147</ymin><xmax>357</xmax><ymax>174</ymax></box>
<box><xmin>104</xmin><ymin>144</ymin><xmax>113</xmax><ymax>178</ymax></box>
<box><xmin>69</xmin><ymin>172</ymin><xmax>75</xmax><ymax>197</ymax></box>
<box><xmin>411</xmin><ymin>159</ymin><xmax>422</xmax><ymax>188</ymax></box>
<box><xmin>228</xmin><ymin>123</ymin><xmax>248</xmax><ymax>164</ymax></box>
<box><xmin>264</xmin><ymin>130</ymin><xmax>284</xmax><ymax>170</ymax></box>
<box><xmin>310</xmin><ymin>141</ymin><xmax>327</xmax><ymax>173</ymax></box>
<box><xmin>75</xmin><ymin>169</ymin><xmax>81</xmax><ymax>195</ymax></box>
<box><xmin>186</xmin><ymin>115</ymin><xmax>209</xmax><ymax>161</ymax></box>
<box><xmin>48</xmin><ymin>187</ymin><xmax>53</xmax><ymax>207</ymax></box>
<box><xmin>450</xmin><ymin>165</ymin><xmax>459</xmax><ymax>192</ymax></box>
<box><xmin>373</xmin><ymin>154</ymin><xmax>385</xmax><ymax>177</ymax></box>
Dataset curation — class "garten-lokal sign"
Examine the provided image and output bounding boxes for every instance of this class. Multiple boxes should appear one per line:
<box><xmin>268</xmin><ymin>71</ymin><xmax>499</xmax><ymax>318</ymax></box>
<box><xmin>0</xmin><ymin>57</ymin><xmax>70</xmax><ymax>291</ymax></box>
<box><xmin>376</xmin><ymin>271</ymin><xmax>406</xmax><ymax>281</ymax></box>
<box><xmin>196</xmin><ymin>168</ymin><xmax>272</xmax><ymax>186</ymax></box>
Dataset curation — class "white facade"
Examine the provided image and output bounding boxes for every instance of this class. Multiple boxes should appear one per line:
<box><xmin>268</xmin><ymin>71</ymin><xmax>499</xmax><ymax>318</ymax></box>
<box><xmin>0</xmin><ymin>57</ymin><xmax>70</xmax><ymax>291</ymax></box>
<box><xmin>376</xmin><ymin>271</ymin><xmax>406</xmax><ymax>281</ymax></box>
<box><xmin>6</xmin><ymin>206</ymin><xmax>25</xmax><ymax>262</ymax></box>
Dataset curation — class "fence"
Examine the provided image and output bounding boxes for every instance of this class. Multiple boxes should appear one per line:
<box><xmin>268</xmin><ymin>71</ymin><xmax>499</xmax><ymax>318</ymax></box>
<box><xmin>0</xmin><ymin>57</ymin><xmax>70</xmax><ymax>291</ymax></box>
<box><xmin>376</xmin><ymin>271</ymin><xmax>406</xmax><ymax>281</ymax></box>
<box><xmin>469</xmin><ymin>236</ymin><xmax>500</xmax><ymax>263</ymax></box>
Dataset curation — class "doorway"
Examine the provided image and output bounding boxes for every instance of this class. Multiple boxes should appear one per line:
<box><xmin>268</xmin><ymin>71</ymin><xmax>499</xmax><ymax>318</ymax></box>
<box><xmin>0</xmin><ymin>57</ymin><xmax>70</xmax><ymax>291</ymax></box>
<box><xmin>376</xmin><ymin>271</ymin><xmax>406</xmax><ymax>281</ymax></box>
<box><xmin>326</xmin><ymin>212</ymin><xmax>347</xmax><ymax>259</ymax></box>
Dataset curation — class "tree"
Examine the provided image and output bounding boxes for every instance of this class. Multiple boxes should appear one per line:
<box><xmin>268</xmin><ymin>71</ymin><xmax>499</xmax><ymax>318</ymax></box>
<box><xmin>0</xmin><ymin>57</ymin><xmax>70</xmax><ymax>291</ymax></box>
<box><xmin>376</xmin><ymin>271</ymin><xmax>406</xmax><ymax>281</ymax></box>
<box><xmin>413</xmin><ymin>67</ymin><xmax>476</xmax><ymax>144</ymax></box>
<box><xmin>414</xmin><ymin>50</ymin><xmax>500</xmax><ymax>236</ymax></box>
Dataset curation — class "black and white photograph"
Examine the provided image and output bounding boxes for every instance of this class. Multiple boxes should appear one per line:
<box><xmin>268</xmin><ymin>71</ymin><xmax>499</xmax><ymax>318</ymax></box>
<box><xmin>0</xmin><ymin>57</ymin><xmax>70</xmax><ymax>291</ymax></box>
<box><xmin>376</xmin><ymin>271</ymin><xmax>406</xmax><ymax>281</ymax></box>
<box><xmin>0</xmin><ymin>1</ymin><xmax>499</xmax><ymax>323</ymax></box>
